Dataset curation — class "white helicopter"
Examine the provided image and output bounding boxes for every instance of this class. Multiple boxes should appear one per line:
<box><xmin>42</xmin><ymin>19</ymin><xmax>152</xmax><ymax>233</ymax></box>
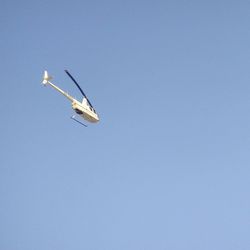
<box><xmin>42</xmin><ymin>70</ymin><xmax>99</xmax><ymax>127</ymax></box>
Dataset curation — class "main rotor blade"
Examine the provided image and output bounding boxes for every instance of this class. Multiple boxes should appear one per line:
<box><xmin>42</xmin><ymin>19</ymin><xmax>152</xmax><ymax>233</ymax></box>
<box><xmin>64</xmin><ymin>70</ymin><xmax>94</xmax><ymax>108</ymax></box>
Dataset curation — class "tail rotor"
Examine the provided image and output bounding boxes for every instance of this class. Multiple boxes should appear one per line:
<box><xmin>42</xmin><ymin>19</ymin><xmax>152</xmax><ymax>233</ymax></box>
<box><xmin>42</xmin><ymin>70</ymin><xmax>52</xmax><ymax>85</ymax></box>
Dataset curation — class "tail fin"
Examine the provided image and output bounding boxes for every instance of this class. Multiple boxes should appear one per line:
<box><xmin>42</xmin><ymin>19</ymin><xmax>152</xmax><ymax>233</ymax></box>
<box><xmin>42</xmin><ymin>70</ymin><xmax>52</xmax><ymax>85</ymax></box>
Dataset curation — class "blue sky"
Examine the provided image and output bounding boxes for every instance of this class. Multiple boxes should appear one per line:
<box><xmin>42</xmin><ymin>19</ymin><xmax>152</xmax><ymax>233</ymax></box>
<box><xmin>1</xmin><ymin>0</ymin><xmax>250</xmax><ymax>249</ymax></box>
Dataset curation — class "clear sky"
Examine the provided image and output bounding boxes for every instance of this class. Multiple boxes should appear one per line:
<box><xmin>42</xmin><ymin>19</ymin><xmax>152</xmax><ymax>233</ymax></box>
<box><xmin>1</xmin><ymin>0</ymin><xmax>250</xmax><ymax>249</ymax></box>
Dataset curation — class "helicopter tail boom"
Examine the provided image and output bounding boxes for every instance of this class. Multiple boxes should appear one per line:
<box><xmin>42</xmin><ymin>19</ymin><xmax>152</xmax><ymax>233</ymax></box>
<box><xmin>42</xmin><ymin>71</ymin><xmax>74</xmax><ymax>102</ymax></box>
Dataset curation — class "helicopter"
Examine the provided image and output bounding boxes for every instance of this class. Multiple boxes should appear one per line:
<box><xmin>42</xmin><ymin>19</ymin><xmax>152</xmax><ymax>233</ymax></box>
<box><xmin>42</xmin><ymin>70</ymin><xmax>99</xmax><ymax>127</ymax></box>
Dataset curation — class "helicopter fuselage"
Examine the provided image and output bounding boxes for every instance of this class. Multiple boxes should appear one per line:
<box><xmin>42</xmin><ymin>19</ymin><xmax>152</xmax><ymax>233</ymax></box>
<box><xmin>72</xmin><ymin>99</ymin><xmax>99</xmax><ymax>123</ymax></box>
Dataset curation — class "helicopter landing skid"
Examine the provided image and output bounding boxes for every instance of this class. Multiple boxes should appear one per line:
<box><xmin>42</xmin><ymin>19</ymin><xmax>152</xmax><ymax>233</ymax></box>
<box><xmin>70</xmin><ymin>115</ymin><xmax>87</xmax><ymax>127</ymax></box>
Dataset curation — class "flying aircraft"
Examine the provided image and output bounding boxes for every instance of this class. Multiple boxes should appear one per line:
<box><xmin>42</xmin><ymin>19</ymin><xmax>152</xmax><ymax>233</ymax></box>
<box><xmin>42</xmin><ymin>70</ymin><xmax>99</xmax><ymax>127</ymax></box>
